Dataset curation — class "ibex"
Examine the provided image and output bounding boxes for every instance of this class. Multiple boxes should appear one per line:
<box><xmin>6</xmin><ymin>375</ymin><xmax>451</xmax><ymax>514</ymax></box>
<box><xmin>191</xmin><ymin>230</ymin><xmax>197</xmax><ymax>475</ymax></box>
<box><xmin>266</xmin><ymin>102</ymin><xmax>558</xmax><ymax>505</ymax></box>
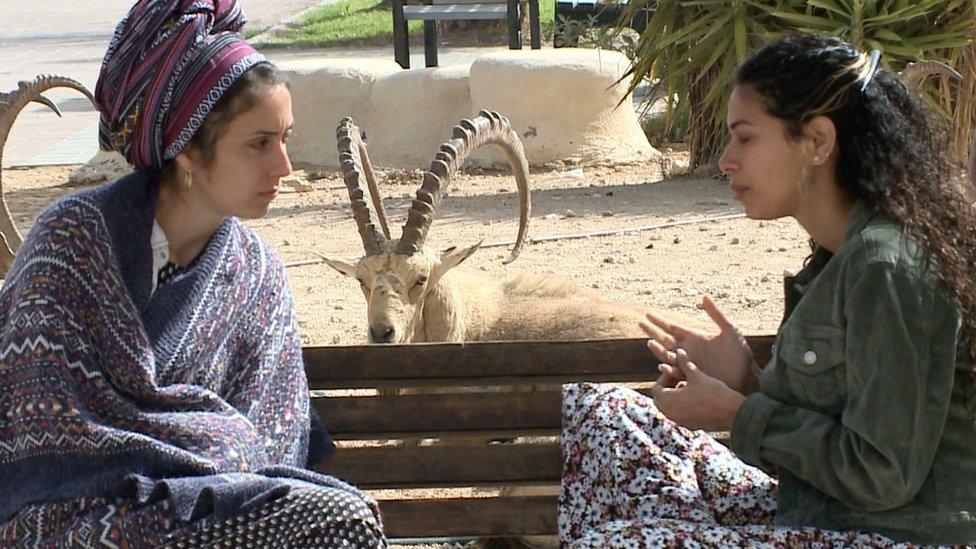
<box><xmin>324</xmin><ymin>110</ymin><xmax>664</xmax><ymax>343</ymax></box>
<box><xmin>0</xmin><ymin>75</ymin><xmax>95</xmax><ymax>274</ymax></box>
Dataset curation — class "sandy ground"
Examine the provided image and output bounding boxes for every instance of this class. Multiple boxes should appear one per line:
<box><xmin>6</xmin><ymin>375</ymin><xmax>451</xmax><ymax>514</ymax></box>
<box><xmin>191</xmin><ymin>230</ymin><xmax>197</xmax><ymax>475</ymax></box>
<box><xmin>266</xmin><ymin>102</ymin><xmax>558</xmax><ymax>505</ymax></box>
<box><xmin>3</xmin><ymin>154</ymin><xmax>810</xmax><ymax>344</ymax></box>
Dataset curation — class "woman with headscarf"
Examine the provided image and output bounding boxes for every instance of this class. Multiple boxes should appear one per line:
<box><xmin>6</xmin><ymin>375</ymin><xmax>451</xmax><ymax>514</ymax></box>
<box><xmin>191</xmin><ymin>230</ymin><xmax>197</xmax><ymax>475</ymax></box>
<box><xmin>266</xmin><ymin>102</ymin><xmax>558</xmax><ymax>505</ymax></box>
<box><xmin>0</xmin><ymin>1</ymin><xmax>386</xmax><ymax>546</ymax></box>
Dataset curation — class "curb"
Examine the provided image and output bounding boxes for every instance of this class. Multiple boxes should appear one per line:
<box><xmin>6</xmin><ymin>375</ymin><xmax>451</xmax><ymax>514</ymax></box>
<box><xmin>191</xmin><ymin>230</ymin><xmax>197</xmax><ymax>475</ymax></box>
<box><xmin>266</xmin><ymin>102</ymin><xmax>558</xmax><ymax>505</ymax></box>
<box><xmin>248</xmin><ymin>0</ymin><xmax>340</xmax><ymax>46</ymax></box>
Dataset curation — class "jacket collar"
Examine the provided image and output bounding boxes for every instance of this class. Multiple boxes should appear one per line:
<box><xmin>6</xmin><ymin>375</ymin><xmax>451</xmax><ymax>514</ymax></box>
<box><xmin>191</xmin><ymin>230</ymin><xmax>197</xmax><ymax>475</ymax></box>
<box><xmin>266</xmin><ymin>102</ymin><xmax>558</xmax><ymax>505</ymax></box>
<box><xmin>841</xmin><ymin>200</ymin><xmax>878</xmax><ymax>246</ymax></box>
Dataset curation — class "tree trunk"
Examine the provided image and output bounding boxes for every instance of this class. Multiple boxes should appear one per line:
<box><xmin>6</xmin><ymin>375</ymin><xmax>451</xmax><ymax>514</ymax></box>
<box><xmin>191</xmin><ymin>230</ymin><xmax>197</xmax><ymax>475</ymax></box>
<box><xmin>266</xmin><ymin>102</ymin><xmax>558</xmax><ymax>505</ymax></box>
<box><xmin>688</xmin><ymin>61</ymin><xmax>723</xmax><ymax>171</ymax></box>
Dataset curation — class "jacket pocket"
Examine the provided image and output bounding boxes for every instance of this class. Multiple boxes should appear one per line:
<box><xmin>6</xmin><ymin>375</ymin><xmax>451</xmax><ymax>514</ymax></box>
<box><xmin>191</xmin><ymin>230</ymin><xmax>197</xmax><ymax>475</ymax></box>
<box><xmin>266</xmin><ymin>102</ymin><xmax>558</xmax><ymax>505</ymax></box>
<box><xmin>776</xmin><ymin>323</ymin><xmax>846</xmax><ymax>411</ymax></box>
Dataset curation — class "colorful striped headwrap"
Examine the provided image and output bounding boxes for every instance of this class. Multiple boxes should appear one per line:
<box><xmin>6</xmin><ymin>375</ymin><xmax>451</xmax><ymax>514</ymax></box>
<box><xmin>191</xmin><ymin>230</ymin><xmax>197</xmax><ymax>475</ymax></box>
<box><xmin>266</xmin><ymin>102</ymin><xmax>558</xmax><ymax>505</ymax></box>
<box><xmin>95</xmin><ymin>0</ymin><xmax>267</xmax><ymax>171</ymax></box>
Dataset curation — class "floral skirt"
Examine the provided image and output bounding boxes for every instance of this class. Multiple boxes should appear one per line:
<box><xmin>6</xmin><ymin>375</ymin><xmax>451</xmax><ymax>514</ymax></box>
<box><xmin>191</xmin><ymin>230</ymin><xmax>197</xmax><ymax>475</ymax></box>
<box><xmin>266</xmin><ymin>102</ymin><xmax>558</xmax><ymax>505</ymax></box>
<box><xmin>0</xmin><ymin>485</ymin><xmax>386</xmax><ymax>548</ymax></box>
<box><xmin>558</xmin><ymin>383</ymin><xmax>908</xmax><ymax>548</ymax></box>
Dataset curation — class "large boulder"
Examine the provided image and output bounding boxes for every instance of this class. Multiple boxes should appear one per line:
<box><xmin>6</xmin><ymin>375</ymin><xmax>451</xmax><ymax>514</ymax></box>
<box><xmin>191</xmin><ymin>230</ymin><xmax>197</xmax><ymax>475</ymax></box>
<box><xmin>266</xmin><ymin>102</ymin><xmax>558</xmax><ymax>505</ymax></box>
<box><xmin>278</xmin><ymin>50</ymin><xmax>658</xmax><ymax>170</ymax></box>
<box><xmin>365</xmin><ymin>65</ymin><xmax>473</xmax><ymax>169</ymax></box>
<box><xmin>277</xmin><ymin>59</ymin><xmax>401</xmax><ymax>167</ymax></box>
<box><xmin>468</xmin><ymin>48</ymin><xmax>658</xmax><ymax>166</ymax></box>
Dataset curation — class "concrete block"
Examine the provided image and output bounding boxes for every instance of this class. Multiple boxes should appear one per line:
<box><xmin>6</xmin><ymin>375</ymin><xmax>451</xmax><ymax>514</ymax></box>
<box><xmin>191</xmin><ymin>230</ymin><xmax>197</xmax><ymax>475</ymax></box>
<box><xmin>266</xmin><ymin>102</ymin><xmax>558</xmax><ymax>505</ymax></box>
<box><xmin>469</xmin><ymin>48</ymin><xmax>658</xmax><ymax>166</ymax></box>
<box><xmin>278</xmin><ymin>58</ymin><xmax>401</xmax><ymax>167</ymax></box>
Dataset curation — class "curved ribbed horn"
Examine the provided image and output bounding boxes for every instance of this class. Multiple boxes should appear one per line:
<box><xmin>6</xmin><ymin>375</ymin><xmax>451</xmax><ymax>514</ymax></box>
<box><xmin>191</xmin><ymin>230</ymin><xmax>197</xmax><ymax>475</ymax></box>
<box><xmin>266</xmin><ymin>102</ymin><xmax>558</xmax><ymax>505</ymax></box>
<box><xmin>900</xmin><ymin>60</ymin><xmax>962</xmax><ymax>89</ymax></box>
<box><xmin>397</xmin><ymin>110</ymin><xmax>531</xmax><ymax>264</ymax></box>
<box><xmin>336</xmin><ymin>117</ymin><xmax>389</xmax><ymax>255</ymax></box>
<box><xmin>0</xmin><ymin>75</ymin><xmax>95</xmax><ymax>273</ymax></box>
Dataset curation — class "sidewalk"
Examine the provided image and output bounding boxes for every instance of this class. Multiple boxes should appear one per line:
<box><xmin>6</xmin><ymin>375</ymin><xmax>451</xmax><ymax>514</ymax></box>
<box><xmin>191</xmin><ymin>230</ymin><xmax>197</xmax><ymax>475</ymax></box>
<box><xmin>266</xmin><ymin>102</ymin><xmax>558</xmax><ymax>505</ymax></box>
<box><xmin>0</xmin><ymin>0</ymin><xmax>352</xmax><ymax>167</ymax></box>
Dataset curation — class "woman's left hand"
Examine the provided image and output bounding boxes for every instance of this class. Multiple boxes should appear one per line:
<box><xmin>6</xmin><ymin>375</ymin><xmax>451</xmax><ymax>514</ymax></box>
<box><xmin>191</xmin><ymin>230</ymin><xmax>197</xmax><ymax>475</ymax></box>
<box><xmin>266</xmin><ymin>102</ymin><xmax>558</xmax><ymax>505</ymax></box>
<box><xmin>650</xmin><ymin>348</ymin><xmax>746</xmax><ymax>431</ymax></box>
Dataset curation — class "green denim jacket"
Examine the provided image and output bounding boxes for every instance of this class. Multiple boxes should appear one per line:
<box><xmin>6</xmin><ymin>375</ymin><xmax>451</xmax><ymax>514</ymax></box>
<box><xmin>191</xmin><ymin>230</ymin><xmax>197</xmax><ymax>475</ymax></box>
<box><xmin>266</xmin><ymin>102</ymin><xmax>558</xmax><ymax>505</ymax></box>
<box><xmin>730</xmin><ymin>202</ymin><xmax>976</xmax><ymax>545</ymax></box>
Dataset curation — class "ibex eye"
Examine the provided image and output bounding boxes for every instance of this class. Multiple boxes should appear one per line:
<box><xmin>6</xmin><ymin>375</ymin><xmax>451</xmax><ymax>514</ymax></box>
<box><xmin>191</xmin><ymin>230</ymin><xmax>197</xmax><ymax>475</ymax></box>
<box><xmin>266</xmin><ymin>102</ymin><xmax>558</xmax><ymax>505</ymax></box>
<box><xmin>414</xmin><ymin>278</ymin><xmax>427</xmax><ymax>287</ymax></box>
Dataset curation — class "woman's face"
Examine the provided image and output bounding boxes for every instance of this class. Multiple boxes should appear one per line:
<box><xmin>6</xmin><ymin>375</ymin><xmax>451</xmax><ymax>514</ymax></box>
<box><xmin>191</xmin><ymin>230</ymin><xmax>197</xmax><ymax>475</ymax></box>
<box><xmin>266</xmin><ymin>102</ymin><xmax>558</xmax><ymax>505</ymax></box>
<box><xmin>718</xmin><ymin>85</ymin><xmax>811</xmax><ymax>220</ymax></box>
<box><xmin>189</xmin><ymin>83</ymin><xmax>293</xmax><ymax>220</ymax></box>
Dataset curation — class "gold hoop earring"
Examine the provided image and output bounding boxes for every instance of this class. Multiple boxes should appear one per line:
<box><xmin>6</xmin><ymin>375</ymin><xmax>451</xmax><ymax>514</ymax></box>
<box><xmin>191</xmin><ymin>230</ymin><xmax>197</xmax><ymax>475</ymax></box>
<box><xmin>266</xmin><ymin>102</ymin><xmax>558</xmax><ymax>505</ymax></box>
<box><xmin>184</xmin><ymin>171</ymin><xmax>193</xmax><ymax>190</ymax></box>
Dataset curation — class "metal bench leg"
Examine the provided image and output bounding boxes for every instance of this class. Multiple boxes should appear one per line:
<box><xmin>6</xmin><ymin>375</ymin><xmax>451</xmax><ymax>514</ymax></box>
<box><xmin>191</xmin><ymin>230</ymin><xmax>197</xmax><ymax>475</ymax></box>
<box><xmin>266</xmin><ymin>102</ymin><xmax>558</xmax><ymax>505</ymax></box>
<box><xmin>424</xmin><ymin>20</ymin><xmax>439</xmax><ymax>67</ymax></box>
<box><xmin>529</xmin><ymin>0</ymin><xmax>541</xmax><ymax>49</ymax></box>
<box><xmin>507</xmin><ymin>0</ymin><xmax>522</xmax><ymax>49</ymax></box>
<box><xmin>392</xmin><ymin>0</ymin><xmax>410</xmax><ymax>68</ymax></box>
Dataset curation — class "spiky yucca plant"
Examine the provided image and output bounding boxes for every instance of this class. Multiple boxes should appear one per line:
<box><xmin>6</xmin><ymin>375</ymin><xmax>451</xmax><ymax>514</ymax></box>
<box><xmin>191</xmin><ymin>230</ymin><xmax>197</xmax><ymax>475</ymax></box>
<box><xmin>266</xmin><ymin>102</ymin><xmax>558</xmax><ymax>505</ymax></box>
<box><xmin>617</xmin><ymin>0</ymin><xmax>975</xmax><ymax>169</ymax></box>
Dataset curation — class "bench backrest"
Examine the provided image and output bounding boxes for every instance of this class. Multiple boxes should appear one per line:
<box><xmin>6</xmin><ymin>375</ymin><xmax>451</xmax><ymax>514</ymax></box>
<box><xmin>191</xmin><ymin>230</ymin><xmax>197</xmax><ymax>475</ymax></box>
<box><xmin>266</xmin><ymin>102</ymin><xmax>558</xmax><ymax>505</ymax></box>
<box><xmin>305</xmin><ymin>336</ymin><xmax>775</xmax><ymax>538</ymax></box>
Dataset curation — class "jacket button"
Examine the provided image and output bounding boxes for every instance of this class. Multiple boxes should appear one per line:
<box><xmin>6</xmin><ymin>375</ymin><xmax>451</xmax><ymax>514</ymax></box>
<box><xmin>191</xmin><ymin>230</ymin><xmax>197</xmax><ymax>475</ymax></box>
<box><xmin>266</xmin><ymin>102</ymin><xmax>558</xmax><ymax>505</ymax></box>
<box><xmin>803</xmin><ymin>350</ymin><xmax>817</xmax><ymax>365</ymax></box>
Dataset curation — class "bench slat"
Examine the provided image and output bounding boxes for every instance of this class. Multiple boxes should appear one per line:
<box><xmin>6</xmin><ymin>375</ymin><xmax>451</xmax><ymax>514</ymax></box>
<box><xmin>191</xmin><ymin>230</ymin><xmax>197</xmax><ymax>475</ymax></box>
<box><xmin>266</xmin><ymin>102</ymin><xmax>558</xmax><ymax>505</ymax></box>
<box><xmin>381</xmin><ymin>496</ymin><xmax>556</xmax><ymax>537</ymax></box>
<box><xmin>403</xmin><ymin>4</ymin><xmax>508</xmax><ymax>20</ymax></box>
<box><xmin>319</xmin><ymin>443</ymin><xmax>561</xmax><ymax>488</ymax></box>
<box><xmin>318</xmin><ymin>434</ymin><xmax>731</xmax><ymax>487</ymax></box>
<box><xmin>304</xmin><ymin>337</ymin><xmax>776</xmax><ymax>389</ymax></box>
<box><xmin>317</xmin><ymin>389</ymin><xmax>583</xmax><ymax>437</ymax></box>
<box><xmin>315</xmin><ymin>390</ymin><xmax>740</xmax><ymax>440</ymax></box>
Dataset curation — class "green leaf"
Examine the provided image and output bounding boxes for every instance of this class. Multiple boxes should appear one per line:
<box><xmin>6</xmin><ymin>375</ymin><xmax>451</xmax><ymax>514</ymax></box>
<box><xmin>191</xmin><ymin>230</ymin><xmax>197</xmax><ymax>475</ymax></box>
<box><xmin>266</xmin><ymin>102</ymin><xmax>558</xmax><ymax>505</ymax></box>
<box><xmin>734</xmin><ymin>11</ymin><xmax>748</xmax><ymax>62</ymax></box>
<box><xmin>909</xmin><ymin>30</ymin><xmax>971</xmax><ymax>45</ymax></box>
<box><xmin>872</xmin><ymin>28</ymin><xmax>903</xmax><ymax>42</ymax></box>
<box><xmin>806</xmin><ymin>0</ymin><xmax>852</xmax><ymax>17</ymax></box>
<box><xmin>694</xmin><ymin>34</ymin><xmax>734</xmax><ymax>84</ymax></box>
<box><xmin>864</xmin><ymin>38</ymin><xmax>885</xmax><ymax>52</ymax></box>
<box><xmin>767</xmin><ymin>10</ymin><xmax>840</xmax><ymax>30</ymax></box>
<box><xmin>880</xmin><ymin>43</ymin><xmax>923</xmax><ymax>57</ymax></box>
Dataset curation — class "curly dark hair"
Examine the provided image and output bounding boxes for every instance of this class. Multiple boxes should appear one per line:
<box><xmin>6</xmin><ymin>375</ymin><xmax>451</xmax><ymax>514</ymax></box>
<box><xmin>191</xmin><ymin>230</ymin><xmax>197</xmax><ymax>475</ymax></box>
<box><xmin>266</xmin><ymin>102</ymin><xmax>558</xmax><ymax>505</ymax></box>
<box><xmin>735</xmin><ymin>34</ymin><xmax>976</xmax><ymax>415</ymax></box>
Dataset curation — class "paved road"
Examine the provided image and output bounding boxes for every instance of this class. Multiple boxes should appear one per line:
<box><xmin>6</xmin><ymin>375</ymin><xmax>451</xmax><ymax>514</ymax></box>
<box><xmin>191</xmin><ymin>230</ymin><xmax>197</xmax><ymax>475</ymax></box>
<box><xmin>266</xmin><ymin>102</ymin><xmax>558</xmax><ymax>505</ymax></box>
<box><xmin>0</xmin><ymin>0</ymin><xmax>328</xmax><ymax>166</ymax></box>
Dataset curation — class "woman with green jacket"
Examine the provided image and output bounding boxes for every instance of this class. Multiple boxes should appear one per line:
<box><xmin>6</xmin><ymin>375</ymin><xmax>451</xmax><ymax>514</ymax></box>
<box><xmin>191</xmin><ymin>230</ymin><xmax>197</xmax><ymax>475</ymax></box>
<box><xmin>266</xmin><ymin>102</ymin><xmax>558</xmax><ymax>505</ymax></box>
<box><xmin>559</xmin><ymin>34</ymin><xmax>976</xmax><ymax>547</ymax></box>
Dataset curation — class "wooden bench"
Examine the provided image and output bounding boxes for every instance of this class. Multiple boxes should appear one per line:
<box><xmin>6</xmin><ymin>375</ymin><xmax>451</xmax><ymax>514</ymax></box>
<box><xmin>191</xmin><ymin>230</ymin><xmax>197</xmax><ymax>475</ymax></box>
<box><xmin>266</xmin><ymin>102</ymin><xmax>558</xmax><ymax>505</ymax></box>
<box><xmin>305</xmin><ymin>335</ymin><xmax>775</xmax><ymax>542</ymax></box>
<box><xmin>392</xmin><ymin>0</ymin><xmax>542</xmax><ymax>69</ymax></box>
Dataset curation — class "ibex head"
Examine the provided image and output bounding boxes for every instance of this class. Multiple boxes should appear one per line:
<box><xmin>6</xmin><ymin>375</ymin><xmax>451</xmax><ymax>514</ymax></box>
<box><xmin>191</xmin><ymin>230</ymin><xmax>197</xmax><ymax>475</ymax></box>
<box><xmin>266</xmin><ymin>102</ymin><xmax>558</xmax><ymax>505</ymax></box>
<box><xmin>324</xmin><ymin>111</ymin><xmax>531</xmax><ymax>344</ymax></box>
<box><xmin>0</xmin><ymin>75</ymin><xmax>95</xmax><ymax>275</ymax></box>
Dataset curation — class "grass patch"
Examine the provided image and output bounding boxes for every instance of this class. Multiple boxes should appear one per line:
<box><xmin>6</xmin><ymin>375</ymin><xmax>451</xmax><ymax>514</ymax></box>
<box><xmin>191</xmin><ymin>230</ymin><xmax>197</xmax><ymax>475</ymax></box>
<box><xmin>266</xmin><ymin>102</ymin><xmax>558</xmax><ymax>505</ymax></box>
<box><xmin>258</xmin><ymin>0</ymin><xmax>422</xmax><ymax>48</ymax></box>
<box><xmin>256</xmin><ymin>0</ymin><xmax>556</xmax><ymax>48</ymax></box>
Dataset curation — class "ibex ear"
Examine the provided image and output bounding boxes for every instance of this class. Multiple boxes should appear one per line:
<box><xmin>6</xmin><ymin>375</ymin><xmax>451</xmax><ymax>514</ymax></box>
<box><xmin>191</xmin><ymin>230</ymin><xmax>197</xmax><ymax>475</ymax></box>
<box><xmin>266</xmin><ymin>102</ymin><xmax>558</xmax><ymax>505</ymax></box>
<box><xmin>431</xmin><ymin>241</ymin><xmax>482</xmax><ymax>283</ymax></box>
<box><xmin>322</xmin><ymin>256</ymin><xmax>360</xmax><ymax>278</ymax></box>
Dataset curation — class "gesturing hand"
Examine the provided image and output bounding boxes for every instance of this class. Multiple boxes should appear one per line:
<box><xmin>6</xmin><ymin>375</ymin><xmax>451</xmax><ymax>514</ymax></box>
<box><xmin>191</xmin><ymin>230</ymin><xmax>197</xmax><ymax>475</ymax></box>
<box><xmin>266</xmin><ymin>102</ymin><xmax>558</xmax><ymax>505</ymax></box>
<box><xmin>642</xmin><ymin>295</ymin><xmax>759</xmax><ymax>395</ymax></box>
<box><xmin>649</xmin><ymin>349</ymin><xmax>745</xmax><ymax>431</ymax></box>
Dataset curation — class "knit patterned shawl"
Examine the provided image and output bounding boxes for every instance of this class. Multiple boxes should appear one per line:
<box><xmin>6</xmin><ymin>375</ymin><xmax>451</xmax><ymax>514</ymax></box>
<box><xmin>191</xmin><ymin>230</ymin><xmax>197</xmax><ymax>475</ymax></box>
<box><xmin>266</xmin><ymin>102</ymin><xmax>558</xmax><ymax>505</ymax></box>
<box><xmin>0</xmin><ymin>172</ymin><xmax>325</xmax><ymax>523</ymax></box>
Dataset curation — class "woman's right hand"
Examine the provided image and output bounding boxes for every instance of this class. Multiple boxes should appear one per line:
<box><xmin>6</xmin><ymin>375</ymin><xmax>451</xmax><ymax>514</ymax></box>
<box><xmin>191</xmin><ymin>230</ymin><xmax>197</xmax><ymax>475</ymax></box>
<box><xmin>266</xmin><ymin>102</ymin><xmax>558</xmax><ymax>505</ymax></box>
<box><xmin>641</xmin><ymin>295</ymin><xmax>759</xmax><ymax>395</ymax></box>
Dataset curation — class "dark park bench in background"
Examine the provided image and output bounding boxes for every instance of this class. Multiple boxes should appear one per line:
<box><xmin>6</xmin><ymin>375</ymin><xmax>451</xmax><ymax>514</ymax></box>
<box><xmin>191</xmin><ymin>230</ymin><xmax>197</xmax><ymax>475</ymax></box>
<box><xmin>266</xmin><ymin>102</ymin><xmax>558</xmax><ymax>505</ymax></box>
<box><xmin>393</xmin><ymin>0</ymin><xmax>541</xmax><ymax>68</ymax></box>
